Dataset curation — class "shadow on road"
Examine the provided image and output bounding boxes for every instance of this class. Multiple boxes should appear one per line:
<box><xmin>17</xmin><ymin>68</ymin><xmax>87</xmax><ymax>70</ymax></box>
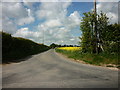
<box><xmin>2</xmin><ymin>49</ymin><xmax>50</xmax><ymax>64</ymax></box>
<box><xmin>2</xmin><ymin>55</ymin><xmax>33</xmax><ymax>64</ymax></box>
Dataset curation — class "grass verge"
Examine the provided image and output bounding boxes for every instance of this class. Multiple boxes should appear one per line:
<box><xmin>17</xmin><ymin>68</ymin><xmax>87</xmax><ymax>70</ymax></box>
<box><xmin>55</xmin><ymin>48</ymin><xmax>119</xmax><ymax>68</ymax></box>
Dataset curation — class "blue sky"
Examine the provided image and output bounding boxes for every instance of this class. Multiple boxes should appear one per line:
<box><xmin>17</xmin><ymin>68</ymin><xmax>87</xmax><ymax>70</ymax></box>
<box><xmin>67</xmin><ymin>2</ymin><xmax>94</xmax><ymax>16</ymax></box>
<box><xmin>2</xmin><ymin>1</ymin><xmax>118</xmax><ymax>45</ymax></box>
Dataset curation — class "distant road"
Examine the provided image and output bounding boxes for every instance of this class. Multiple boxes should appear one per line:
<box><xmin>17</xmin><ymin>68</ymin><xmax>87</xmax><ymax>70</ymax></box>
<box><xmin>2</xmin><ymin>49</ymin><xmax>118</xmax><ymax>88</ymax></box>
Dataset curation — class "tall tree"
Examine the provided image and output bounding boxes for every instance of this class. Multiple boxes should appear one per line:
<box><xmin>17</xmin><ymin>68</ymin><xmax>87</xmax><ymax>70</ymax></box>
<box><xmin>80</xmin><ymin>12</ymin><xmax>95</xmax><ymax>53</ymax></box>
<box><xmin>80</xmin><ymin>11</ymin><xmax>109</xmax><ymax>54</ymax></box>
<box><xmin>97</xmin><ymin>12</ymin><xmax>109</xmax><ymax>52</ymax></box>
<box><xmin>103</xmin><ymin>23</ymin><xmax>120</xmax><ymax>53</ymax></box>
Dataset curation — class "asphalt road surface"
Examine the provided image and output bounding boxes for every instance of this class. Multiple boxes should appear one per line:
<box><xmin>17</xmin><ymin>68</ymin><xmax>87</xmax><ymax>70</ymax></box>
<box><xmin>2</xmin><ymin>49</ymin><xmax>118</xmax><ymax>88</ymax></box>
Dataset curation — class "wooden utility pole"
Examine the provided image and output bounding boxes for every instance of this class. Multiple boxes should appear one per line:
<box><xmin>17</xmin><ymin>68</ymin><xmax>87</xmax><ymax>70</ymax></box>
<box><xmin>94</xmin><ymin>0</ymin><xmax>98</xmax><ymax>53</ymax></box>
<box><xmin>118</xmin><ymin>1</ymin><xmax>120</xmax><ymax>24</ymax></box>
<box><xmin>43</xmin><ymin>29</ymin><xmax>44</xmax><ymax>45</ymax></box>
<box><xmin>94</xmin><ymin>0</ymin><xmax>97</xmax><ymax>14</ymax></box>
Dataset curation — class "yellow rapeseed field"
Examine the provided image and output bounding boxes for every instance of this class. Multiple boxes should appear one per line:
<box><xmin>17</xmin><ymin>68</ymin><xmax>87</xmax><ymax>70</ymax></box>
<box><xmin>57</xmin><ymin>47</ymin><xmax>81</xmax><ymax>51</ymax></box>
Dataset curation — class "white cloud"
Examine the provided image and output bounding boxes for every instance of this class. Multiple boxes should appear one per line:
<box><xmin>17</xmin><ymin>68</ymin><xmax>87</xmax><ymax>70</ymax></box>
<box><xmin>43</xmin><ymin>19</ymin><xmax>62</xmax><ymax>28</ymax></box>
<box><xmin>2</xmin><ymin>2</ymin><xmax>35</xmax><ymax>33</ymax></box>
<box><xmin>2</xmin><ymin>16</ymin><xmax>17</xmax><ymax>33</ymax></box>
<box><xmin>35</xmin><ymin>2</ymin><xmax>81</xmax><ymax>45</ymax></box>
<box><xmin>67</xmin><ymin>11</ymin><xmax>81</xmax><ymax>29</ymax></box>
<box><xmin>17</xmin><ymin>9</ymin><xmax>35</xmax><ymax>25</ymax></box>
<box><xmin>2</xmin><ymin>2</ymin><xmax>28</xmax><ymax>19</ymax></box>
<box><xmin>17</xmin><ymin>16</ymin><xmax>34</xmax><ymax>25</ymax></box>
<box><xmin>36</xmin><ymin>2</ymin><xmax>71</xmax><ymax>20</ymax></box>
<box><xmin>13</xmin><ymin>27</ymin><xmax>43</xmax><ymax>43</ymax></box>
<box><xmin>40</xmin><ymin>27</ymin><xmax>79</xmax><ymax>45</ymax></box>
<box><xmin>69</xmin><ymin>11</ymin><xmax>80</xmax><ymax>23</ymax></box>
<box><xmin>2</xmin><ymin>1</ymin><xmax>118</xmax><ymax>46</ymax></box>
<box><xmin>3</xmin><ymin>2</ymin><xmax>81</xmax><ymax>45</ymax></box>
<box><xmin>23</xmin><ymin>0</ymin><xmax>35</xmax><ymax>8</ymax></box>
<box><xmin>97</xmin><ymin>2</ymin><xmax>118</xmax><ymax>24</ymax></box>
<box><xmin>13</xmin><ymin>28</ymin><xmax>31</xmax><ymax>37</ymax></box>
<box><xmin>97</xmin><ymin>0</ymin><xmax>118</xmax><ymax>2</ymax></box>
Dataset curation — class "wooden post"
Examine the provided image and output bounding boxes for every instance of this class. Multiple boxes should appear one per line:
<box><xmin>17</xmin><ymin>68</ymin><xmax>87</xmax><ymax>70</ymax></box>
<box><xmin>94</xmin><ymin>0</ymin><xmax>98</xmax><ymax>53</ymax></box>
<box><xmin>94</xmin><ymin>0</ymin><xmax>97</xmax><ymax>14</ymax></box>
<box><xmin>43</xmin><ymin>29</ymin><xmax>44</xmax><ymax>45</ymax></box>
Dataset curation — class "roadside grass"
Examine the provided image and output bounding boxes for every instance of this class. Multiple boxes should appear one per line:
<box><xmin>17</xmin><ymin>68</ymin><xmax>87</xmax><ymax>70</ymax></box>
<box><xmin>55</xmin><ymin>47</ymin><xmax>119</xmax><ymax>68</ymax></box>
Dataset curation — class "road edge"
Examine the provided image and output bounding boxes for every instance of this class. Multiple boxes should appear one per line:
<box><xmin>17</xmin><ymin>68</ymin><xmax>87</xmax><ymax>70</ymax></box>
<box><xmin>54</xmin><ymin>49</ymin><xmax>119</xmax><ymax>71</ymax></box>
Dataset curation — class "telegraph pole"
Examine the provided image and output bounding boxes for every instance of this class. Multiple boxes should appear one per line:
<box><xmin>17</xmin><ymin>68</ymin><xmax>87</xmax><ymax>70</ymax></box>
<box><xmin>94</xmin><ymin>0</ymin><xmax>98</xmax><ymax>53</ymax></box>
<box><xmin>94</xmin><ymin>0</ymin><xmax>97</xmax><ymax>14</ymax></box>
<box><xmin>118</xmin><ymin>1</ymin><xmax>120</xmax><ymax>24</ymax></box>
<box><xmin>43</xmin><ymin>29</ymin><xmax>44</xmax><ymax>45</ymax></box>
<box><xmin>41</xmin><ymin>24</ymin><xmax>44</xmax><ymax>45</ymax></box>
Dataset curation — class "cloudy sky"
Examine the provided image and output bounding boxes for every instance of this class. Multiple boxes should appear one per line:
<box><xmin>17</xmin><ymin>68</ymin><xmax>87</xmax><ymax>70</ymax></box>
<box><xmin>1</xmin><ymin>0</ymin><xmax>119</xmax><ymax>45</ymax></box>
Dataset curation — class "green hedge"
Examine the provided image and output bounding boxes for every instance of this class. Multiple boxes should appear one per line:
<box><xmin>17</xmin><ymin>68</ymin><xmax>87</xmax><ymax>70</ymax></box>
<box><xmin>2</xmin><ymin>32</ymin><xmax>50</xmax><ymax>63</ymax></box>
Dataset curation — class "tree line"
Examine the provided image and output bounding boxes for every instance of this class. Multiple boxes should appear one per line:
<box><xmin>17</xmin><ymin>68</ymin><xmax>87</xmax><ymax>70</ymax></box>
<box><xmin>50</xmin><ymin>43</ymin><xmax>80</xmax><ymax>48</ymax></box>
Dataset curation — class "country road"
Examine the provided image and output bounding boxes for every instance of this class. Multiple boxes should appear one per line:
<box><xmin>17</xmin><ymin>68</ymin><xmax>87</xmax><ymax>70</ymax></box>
<box><xmin>2</xmin><ymin>49</ymin><xmax>118</xmax><ymax>88</ymax></box>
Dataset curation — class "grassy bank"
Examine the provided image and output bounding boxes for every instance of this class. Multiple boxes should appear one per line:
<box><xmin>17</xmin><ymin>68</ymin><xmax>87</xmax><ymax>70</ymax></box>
<box><xmin>2</xmin><ymin>32</ymin><xmax>50</xmax><ymax>63</ymax></box>
<box><xmin>55</xmin><ymin>47</ymin><xmax>119</xmax><ymax>68</ymax></box>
